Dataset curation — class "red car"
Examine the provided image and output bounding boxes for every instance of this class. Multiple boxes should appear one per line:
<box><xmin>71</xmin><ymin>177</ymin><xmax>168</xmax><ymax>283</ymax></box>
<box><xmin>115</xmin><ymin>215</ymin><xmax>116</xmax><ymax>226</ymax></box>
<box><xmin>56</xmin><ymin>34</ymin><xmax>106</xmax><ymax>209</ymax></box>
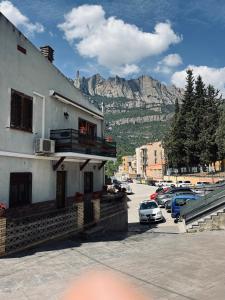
<box><xmin>150</xmin><ymin>187</ymin><xmax>170</xmax><ymax>200</ymax></box>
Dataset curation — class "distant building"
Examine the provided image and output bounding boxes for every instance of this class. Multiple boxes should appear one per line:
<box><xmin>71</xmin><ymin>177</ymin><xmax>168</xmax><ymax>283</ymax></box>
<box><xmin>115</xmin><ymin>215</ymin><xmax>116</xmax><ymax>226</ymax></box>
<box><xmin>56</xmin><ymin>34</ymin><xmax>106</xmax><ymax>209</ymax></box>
<box><xmin>116</xmin><ymin>155</ymin><xmax>136</xmax><ymax>179</ymax></box>
<box><xmin>146</xmin><ymin>142</ymin><xmax>165</xmax><ymax>180</ymax></box>
<box><xmin>136</xmin><ymin>145</ymin><xmax>148</xmax><ymax>178</ymax></box>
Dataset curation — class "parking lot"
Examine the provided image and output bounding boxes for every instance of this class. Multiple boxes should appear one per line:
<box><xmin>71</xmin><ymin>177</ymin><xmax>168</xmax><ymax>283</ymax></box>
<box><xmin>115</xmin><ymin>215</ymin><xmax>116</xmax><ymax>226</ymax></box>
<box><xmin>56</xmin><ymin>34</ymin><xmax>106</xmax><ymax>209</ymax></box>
<box><xmin>128</xmin><ymin>183</ymin><xmax>184</xmax><ymax>233</ymax></box>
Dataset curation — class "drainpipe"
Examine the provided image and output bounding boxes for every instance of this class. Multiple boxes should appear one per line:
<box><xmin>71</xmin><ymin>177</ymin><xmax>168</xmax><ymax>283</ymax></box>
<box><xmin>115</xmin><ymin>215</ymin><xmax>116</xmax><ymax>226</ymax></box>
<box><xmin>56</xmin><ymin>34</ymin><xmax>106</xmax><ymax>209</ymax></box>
<box><xmin>33</xmin><ymin>92</ymin><xmax>46</xmax><ymax>139</ymax></box>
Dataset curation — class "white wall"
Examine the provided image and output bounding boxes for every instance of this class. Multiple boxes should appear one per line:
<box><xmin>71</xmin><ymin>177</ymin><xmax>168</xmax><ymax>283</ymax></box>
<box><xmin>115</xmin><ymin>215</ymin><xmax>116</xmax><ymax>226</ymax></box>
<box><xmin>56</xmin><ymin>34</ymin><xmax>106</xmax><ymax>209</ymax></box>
<box><xmin>0</xmin><ymin>156</ymin><xmax>104</xmax><ymax>208</ymax></box>
<box><xmin>0</xmin><ymin>14</ymin><xmax>103</xmax><ymax>154</ymax></box>
<box><xmin>0</xmin><ymin>14</ymin><xmax>105</xmax><ymax>207</ymax></box>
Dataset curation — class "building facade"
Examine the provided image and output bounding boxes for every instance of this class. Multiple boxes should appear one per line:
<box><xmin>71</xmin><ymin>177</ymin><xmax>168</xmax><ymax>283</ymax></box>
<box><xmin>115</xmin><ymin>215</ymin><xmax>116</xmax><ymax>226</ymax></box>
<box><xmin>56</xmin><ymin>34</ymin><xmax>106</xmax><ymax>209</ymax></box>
<box><xmin>0</xmin><ymin>13</ymin><xmax>127</xmax><ymax>256</ymax></box>
<box><xmin>136</xmin><ymin>145</ymin><xmax>148</xmax><ymax>178</ymax></box>
<box><xmin>120</xmin><ymin>155</ymin><xmax>136</xmax><ymax>178</ymax></box>
<box><xmin>146</xmin><ymin>142</ymin><xmax>165</xmax><ymax>180</ymax></box>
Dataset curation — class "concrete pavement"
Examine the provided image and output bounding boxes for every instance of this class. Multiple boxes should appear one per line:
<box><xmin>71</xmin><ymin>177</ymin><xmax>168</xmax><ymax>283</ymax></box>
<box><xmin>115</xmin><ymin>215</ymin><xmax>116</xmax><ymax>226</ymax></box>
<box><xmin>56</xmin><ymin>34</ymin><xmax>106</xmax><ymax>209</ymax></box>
<box><xmin>0</xmin><ymin>184</ymin><xmax>225</xmax><ymax>300</ymax></box>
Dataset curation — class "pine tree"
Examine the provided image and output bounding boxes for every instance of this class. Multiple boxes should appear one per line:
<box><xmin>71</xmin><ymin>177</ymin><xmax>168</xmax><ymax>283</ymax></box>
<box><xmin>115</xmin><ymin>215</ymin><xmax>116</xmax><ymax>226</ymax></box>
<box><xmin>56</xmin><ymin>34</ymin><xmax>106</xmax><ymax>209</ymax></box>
<box><xmin>180</xmin><ymin>69</ymin><xmax>196</xmax><ymax>169</ymax></box>
<box><xmin>199</xmin><ymin>85</ymin><xmax>219</xmax><ymax>166</ymax></box>
<box><xmin>164</xmin><ymin>98</ymin><xmax>185</xmax><ymax>171</ymax></box>
<box><xmin>216</xmin><ymin>102</ymin><xmax>225</xmax><ymax>160</ymax></box>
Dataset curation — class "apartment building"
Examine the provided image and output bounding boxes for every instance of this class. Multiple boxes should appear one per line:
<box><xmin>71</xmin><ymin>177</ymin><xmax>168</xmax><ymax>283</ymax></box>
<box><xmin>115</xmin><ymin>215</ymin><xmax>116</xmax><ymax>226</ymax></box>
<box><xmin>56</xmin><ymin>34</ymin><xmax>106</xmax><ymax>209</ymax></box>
<box><xmin>136</xmin><ymin>145</ymin><xmax>148</xmax><ymax>178</ymax></box>
<box><xmin>121</xmin><ymin>155</ymin><xmax>136</xmax><ymax>178</ymax></box>
<box><xmin>0</xmin><ymin>13</ymin><xmax>125</xmax><ymax>255</ymax></box>
<box><xmin>146</xmin><ymin>142</ymin><xmax>165</xmax><ymax>180</ymax></box>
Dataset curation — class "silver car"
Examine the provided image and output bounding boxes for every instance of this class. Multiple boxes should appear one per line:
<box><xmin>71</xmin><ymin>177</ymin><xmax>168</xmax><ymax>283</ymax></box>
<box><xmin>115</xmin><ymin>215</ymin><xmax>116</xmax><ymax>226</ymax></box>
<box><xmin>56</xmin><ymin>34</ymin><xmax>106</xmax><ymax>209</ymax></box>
<box><xmin>139</xmin><ymin>201</ymin><xmax>163</xmax><ymax>223</ymax></box>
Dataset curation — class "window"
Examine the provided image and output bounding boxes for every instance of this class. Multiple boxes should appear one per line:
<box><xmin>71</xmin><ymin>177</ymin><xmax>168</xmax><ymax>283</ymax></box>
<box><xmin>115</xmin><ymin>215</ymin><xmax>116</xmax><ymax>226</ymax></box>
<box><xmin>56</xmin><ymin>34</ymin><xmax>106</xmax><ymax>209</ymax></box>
<box><xmin>79</xmin><ymin>119</ymin><xmax>97</xmax><ymax>137</ymax></box>
<box><xmin>140</xmin><ymin>202</ymin><xmax>158</xmax><ymax>210</ymax></box>
<box><xmin>10</xmin><ymin>89</ymin><xmax>33</xmax><ymax>132</ymax></box>
<box><xmin>9</xmin><ymin>173</ymin><xmax>32</xmax><ymax>208</ymax></box>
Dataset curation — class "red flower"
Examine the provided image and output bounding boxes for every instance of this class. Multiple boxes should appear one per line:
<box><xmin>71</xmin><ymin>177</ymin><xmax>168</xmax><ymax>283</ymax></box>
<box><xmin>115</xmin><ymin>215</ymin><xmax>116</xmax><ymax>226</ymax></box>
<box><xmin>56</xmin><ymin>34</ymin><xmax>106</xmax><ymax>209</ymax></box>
<box><xmin>0</xmin><ymin>203</ymin><xmax>6</xmax><ymax>210</ymax></box>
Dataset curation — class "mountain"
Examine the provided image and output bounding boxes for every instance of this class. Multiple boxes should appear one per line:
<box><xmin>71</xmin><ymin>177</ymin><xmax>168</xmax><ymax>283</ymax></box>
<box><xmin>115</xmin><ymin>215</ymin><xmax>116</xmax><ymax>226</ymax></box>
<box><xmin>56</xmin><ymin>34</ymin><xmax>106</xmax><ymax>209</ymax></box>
<box><xmin>74</xmin><ymin>74</ymin><xmax>183</xmax><ymax>155</ymax></box>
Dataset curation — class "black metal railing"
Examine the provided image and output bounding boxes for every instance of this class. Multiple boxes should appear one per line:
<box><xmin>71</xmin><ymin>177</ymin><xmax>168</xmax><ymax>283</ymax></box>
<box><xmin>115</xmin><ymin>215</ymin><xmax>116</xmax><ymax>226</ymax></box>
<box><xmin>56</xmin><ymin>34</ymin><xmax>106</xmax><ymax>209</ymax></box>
<box><xmin>50</xmin><ymin>129</ymin><xmax>116</xmax><ymax>158</ymax></box>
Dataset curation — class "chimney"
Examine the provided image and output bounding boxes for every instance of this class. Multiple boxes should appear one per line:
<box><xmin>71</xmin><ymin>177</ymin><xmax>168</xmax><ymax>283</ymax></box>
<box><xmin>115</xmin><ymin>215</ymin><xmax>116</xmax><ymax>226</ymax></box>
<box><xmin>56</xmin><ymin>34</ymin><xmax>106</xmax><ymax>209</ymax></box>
<box><xmin>40</xmin><ymin>45</ymin><xmax>54</xmax><ymax>63</ymax></box>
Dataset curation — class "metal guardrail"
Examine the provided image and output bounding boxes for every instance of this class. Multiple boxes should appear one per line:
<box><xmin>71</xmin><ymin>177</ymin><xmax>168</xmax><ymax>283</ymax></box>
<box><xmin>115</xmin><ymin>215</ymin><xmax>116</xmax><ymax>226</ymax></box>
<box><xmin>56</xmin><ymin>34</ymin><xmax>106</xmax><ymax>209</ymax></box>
<box><xmin>181</xmin><ymin>184</ymin><xmax>225</xmax><ymax>223</ymax></box>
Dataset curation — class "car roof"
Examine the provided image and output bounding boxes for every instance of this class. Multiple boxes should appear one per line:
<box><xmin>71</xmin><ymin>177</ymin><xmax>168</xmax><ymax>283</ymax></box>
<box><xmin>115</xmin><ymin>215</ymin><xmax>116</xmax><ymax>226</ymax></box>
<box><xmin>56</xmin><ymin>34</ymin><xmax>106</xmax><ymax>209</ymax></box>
<box><xmin>173</xmin><ymin>194</ymin><xmax>197</xmax><ymax>199</ymax></box>
<box><xmin>140</xmin><ymin>200</ymin><xmax>157</xmax><ymax>204</ymax></box>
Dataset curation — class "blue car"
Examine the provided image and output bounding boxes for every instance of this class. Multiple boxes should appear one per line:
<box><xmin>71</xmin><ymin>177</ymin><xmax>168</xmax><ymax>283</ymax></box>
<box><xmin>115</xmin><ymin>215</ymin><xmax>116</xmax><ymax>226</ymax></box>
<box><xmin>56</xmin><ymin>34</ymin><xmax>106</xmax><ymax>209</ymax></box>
<box><xmin>171</xmin><ymin>194</ymin><xmax>200</xmax><ymax>219</ymax></box>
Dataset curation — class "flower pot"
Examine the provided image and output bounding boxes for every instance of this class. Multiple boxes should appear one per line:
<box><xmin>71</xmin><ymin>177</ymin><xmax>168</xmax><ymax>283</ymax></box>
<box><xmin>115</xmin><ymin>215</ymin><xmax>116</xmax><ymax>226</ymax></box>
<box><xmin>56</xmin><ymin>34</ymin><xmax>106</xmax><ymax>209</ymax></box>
<box><xmin>0</xmin><ymin>209</ymin><xmax>5</xmax><ymax>217</ymax></box>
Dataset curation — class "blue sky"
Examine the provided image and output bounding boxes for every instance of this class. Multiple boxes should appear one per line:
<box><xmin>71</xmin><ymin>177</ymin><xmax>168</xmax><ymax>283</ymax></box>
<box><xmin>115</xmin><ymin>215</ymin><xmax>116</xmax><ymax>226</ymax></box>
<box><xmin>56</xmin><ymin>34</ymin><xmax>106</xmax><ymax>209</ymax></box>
<box><xmin>1</xmin><ymin>0</ymin><xmax>225</xmax><ymax>93</ymax></box>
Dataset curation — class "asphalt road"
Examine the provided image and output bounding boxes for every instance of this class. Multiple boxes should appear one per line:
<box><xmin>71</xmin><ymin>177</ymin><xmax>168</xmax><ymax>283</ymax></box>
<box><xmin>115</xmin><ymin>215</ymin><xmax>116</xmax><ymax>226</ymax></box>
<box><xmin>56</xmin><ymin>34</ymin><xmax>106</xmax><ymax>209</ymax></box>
<box><xmin>0</xmin><ymin>183</ymin><xmax>225</xmax><ymax>300</ymax></box>
<box><xmin>127</xmin><ymin>183</ymin><xmax>183</xmax><ymax>233</ymax></box>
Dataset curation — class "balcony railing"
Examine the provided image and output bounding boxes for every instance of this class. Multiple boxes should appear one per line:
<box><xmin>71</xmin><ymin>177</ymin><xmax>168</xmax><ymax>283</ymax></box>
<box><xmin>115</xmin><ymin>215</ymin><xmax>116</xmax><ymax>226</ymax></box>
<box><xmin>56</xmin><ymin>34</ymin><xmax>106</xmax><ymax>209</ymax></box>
<box><xmin>50</xmin><ymin>129</ymin><xmax>116</xmax><ymax>158</ymax></box>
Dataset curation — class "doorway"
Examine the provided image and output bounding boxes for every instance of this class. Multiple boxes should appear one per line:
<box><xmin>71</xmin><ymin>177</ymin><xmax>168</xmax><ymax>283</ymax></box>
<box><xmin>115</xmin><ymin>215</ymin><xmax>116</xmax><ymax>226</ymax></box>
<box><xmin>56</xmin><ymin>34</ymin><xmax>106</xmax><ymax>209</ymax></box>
<box><xmin>56</xmin><ymin>171</ymin><xmax>66</xmax><ymax>209</ymax></box>
<box><xmin>83</xmin><ymin>172</ymin><xmax>94</xmax><ymax>224</ymax></box>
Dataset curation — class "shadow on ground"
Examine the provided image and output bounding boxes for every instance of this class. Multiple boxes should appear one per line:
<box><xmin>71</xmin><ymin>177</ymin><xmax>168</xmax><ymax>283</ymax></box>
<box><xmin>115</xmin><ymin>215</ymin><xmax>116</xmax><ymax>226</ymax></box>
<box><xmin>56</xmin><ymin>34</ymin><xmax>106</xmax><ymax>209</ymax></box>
<box><xmin>3</xmin><ymin>221</ymin><xmax>153</xmax><ymax>259</ymax></box>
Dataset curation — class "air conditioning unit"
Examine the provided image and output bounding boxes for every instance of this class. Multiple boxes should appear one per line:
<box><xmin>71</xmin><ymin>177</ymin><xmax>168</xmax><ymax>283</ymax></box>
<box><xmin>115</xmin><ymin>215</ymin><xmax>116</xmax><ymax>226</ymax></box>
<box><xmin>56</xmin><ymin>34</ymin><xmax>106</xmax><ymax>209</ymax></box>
<box><xmin>35</xmin><ymin>138</ymin><xmax>55</xmax><ymax>154</ymax></box>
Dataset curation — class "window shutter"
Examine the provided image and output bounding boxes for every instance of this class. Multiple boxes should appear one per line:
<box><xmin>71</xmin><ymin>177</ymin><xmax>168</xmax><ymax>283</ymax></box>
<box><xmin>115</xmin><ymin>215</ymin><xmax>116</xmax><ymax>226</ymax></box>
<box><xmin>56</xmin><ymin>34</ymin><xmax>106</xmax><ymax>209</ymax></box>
<box><xmin>22</xmin><ymin>97</ymin><xmax>33</xmax><ymax>131</ymax></box>
<box><xmin>10</xmin><ymin>92</ymin><xmax>22</xmax><ymax>128</ymax></box>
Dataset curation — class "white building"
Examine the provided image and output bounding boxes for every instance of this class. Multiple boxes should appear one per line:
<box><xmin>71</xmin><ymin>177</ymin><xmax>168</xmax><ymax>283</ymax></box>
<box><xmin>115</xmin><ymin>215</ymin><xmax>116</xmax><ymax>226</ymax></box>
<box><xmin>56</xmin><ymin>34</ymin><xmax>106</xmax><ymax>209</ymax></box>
<box><xmin>0</xmin><ymin>13</ymin><xmax>116</xmax><ymax>213</ymax></box>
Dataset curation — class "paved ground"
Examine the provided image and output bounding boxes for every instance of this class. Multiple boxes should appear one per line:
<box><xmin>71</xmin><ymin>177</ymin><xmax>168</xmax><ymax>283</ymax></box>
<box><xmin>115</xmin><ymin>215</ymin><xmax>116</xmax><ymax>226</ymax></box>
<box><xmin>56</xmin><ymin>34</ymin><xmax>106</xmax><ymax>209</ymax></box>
<box><xmin>1</xmin><ymin>184</ymin><xmax>225</xmax><ymax>300</ymax></box>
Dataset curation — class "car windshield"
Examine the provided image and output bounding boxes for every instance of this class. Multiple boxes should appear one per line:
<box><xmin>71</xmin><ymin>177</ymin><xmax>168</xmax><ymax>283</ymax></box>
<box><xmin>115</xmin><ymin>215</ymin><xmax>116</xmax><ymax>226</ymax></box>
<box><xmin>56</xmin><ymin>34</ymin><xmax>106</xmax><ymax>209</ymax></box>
<box><xmin>184</xmin><ymin>181</ymin><xmax>191</xmax><ymax>183</ymax></box>
<box><xmin>140</xmin><ymin>202</ymin><xmax>158</xmax><ymax>210</ymax></box>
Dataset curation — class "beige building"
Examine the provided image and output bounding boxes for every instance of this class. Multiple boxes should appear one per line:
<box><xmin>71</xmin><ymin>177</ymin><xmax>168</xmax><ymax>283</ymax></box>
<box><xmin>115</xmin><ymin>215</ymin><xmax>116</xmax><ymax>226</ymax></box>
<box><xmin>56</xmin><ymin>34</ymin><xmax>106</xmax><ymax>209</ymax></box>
<box><xmin>146</xmin><ymin>142</ymin><xmax>165</xmax><ymax>180</ymax></box>
<box><xmin>120</xmin><ymin>155</ymin><xmax>137</xmax><ymax>178</ymax></box>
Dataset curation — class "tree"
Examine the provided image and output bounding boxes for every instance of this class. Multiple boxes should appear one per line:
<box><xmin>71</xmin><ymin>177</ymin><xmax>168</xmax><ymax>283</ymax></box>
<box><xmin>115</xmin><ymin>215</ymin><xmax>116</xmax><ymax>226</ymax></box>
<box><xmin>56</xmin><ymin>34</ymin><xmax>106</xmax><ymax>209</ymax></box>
<box><xmin>164</xmin><ymin>69</ymin><xmax>221</xmax><ymax>173</ymax></box>
<box><xmin>216</xmin><ymin>102</ymin><xmax>225</xmax><ymax>160</ymax></box>
<box><xmin>186</xmin><ymin>75</ymin><xmax>206</xmax><ymax>168</ymax></box>
<box><xmin>164</xmin><ymin>98</ymin><xmax>185</xmax><ymax>171</ymax></box>
<box><xmin>199</xmin><ymin>85</ymin><xmax>219</xmax><ymax>166</ymax></box>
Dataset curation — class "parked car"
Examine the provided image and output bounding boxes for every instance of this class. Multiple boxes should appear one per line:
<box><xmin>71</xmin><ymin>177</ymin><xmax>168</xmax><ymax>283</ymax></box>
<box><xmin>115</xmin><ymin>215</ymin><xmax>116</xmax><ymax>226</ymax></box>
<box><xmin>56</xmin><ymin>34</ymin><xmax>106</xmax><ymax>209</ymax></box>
<box><xmin>139</xmin><ymin>201</ymin><xmax>163</xmax><ymax>223</ymax></box>
<box><xmin>171</xmin><ymin>194</ymin><xmax>200</xmax><ymax>219</ymax></box>
<box><xmin>147</xmin><ymin>180</ymin><xmax>156</xmax><ymax>186</ymax></box>
<box><xmin>195</xmin><ymin>181</ymin><xmax>210</xmax><ymax>188</ymax></box>
<box><xmin>150</xmin><ymin>187</ymin><xmax>170</xmax><ymax>200</ymax></box>
<box><xmin>120</xmin><ymin>183</ymin><xmax>132</xmax><ymax>194</ymax></box>
<box><xmin>177</xmin><ymin>180</ymin><xmax>192</xmax><ymax>187</ymax></box>
<box><xmin>156</xmin><ymin>187</ymin><xmax>193</xmax><ymax>207</ymax></box>
<box><xmin>155</xmin><ymin>180</ymin><xmax>164</xmax><ymax>187</ymax></box>
<box><xmin>165</xmin><ymin>199</ymin><xmax>172</xmax><ymax>212</ymax></box>
<box><xmin>127</xmin><ymin>178</ymin><xmax>133</xmax><ymax>183</ymax></box>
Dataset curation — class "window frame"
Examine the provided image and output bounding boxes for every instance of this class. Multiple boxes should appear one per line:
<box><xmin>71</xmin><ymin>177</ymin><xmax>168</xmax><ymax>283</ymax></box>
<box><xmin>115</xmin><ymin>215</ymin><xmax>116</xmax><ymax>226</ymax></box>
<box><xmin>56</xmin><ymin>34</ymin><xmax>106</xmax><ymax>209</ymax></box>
<box><xmin>10</xmin><ymin>89</ymin><xmax>33</xmax><ymax>133</ymax></box>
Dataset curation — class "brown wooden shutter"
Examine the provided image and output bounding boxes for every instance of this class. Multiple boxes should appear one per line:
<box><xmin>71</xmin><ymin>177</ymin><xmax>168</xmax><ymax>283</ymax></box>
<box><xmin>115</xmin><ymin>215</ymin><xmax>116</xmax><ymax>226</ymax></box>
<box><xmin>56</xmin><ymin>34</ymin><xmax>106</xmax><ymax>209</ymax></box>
<box><xmin>10</xmin><ymin>92</ymin><xmax>22</xmax><ymax>128</ymax></box>
<box><xmin>22</xmin><ymin>97</ymin><xmax>33</xmax><ymax>131</ymax></box>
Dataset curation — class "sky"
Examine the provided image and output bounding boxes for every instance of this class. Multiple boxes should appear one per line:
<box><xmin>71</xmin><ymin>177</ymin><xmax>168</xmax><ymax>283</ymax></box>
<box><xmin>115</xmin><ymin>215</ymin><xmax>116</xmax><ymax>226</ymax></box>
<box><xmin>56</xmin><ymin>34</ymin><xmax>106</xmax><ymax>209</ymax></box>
<box><xmin>1</xmin><ymin>0</ymin><xmax>225</xmax><ymax>94</ymax></box>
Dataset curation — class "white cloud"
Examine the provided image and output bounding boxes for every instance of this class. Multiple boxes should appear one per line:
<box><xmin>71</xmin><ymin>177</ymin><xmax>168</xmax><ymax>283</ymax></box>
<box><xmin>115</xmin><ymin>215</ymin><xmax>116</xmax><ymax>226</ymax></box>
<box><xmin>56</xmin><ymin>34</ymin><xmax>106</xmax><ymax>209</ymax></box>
<box><xmin>155</xmin><ymin>53</ymin><xmax>182</xmax><ymax>74</ymax></box>
<box><xmin>162</xmin><ymin>53</ymin><xmax>182</xmax><ymax>67</ymax></box>
<box><xmin>0</xmin><ymin>1</ymin><xmax>44</xmax><ymax>35</ymax></box>
<box><xmin>58</xmin><ymin>4</ymin><xmax>182</xmax><ymax>76</ymax></box>
<box><xmin>111</xmin><ymin>64</ymin><xmax>140</xmax><ymax>77</ymax></box>
<box><xmin>171</xmin><ymin>65</ymin><xmax>225</xmax><ymax>95</ymax></box>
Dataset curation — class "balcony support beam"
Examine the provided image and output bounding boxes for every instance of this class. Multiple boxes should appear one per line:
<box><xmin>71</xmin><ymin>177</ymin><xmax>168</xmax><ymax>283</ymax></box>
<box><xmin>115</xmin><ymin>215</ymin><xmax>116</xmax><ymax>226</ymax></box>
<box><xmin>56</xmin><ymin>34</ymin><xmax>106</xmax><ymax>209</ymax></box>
<box><xmin>80</xmin><ymin>159</ymin><xmax>90</xmax><ymax>171</ymax></box>
<box><xmin>98</xmin><ymin>160</ymin><xmax>107</xmax><ymax>170</ymax></box>
<box><xmin>53</xmin><ymin>156</ymin><xmax>66</xmax><ymax>171</ymax></box>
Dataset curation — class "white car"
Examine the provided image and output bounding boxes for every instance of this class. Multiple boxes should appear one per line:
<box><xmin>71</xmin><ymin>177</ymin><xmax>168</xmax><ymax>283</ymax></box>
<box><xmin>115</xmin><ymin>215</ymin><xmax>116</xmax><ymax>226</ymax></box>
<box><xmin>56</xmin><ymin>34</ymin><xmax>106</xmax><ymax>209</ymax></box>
<box><xmin>177</xmin><ymin>180</ymin><xmax>192</xmax><ymax>187</ymax></box>
<box><xmin>120</xmin><ymin>183</ymin><xmax>132</xmax><ymax>194</ymax></box>
<box><xmin>139</xmin><ymin>201</ymin><xmax>163</xmax><ymax>223</ymax></box>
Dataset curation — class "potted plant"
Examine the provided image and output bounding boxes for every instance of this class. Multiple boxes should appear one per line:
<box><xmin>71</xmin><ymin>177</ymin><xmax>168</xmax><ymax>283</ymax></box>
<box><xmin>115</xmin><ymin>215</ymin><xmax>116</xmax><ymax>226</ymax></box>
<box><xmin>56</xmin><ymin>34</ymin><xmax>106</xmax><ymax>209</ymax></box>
<box><xmin>0</xmin><ymin>203</ymin><xmax>6</xmax><ymax>217</ymax></box>
<box><xmin>92</xmin><ymin>191</ymin><xmax>101</xmax><ymax>199</ymax></box>
<box><xmin>75</xmin><ymin>192</ymin><xmax>84</xmax><ymax>202</ymax></box>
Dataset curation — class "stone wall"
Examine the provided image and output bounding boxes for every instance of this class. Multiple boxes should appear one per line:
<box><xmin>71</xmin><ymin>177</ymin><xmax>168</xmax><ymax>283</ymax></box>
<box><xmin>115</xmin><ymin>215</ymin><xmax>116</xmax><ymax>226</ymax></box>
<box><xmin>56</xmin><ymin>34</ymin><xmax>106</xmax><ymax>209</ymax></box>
<box><xmin>0</xmin><ymin>217</ymin><xmax>6</xmax><ymax>256</ymax></box>
<box><xmin>0</xmin><ymin>193</ymin><xmax>128</xmax><ymax>256</ymax></box>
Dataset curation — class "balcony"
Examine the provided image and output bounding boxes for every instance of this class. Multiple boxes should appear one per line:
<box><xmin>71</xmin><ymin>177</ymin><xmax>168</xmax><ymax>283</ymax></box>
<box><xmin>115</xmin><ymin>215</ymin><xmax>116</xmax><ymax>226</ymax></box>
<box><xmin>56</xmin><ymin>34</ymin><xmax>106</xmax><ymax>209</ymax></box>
<box><xmin>50</xmin><ymin>129</ymin><xmax>116</xmax><ymax>158</ymax></box>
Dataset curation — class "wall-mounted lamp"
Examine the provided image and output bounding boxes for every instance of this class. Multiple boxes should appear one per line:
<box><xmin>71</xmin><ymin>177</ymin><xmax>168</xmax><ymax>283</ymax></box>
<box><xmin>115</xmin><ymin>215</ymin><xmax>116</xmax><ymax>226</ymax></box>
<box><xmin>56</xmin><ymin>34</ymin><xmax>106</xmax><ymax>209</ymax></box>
<box><xmin>64</xmin><ymin>112</ymin><xmax>69</xmax><ymax>119</ymax></box>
